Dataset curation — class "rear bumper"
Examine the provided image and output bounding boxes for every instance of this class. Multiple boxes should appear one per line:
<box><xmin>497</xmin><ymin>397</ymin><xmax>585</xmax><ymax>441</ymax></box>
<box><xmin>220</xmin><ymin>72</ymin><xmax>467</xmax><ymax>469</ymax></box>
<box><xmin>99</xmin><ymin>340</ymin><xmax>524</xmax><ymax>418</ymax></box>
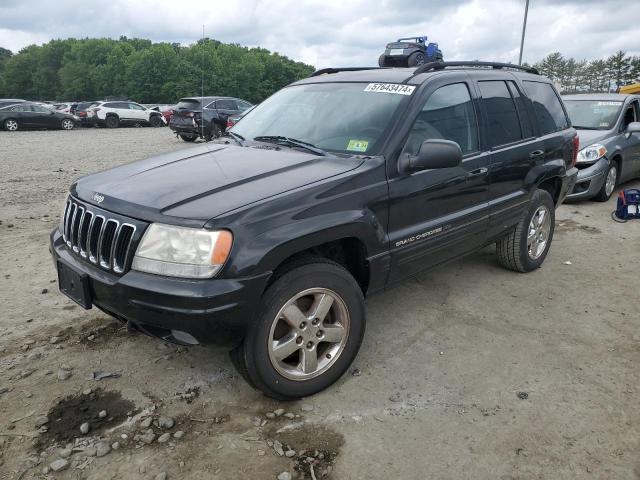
<box><xmin>50</xmin><ymin>228</ymin><xmax>271</xmax><ymax>346</ymax></box>
<box><xmin>566</xmin><ymin>158</ymin><xmax>608</xmax><ymax>201</ymax></box>
<box><xmin>557</xmin><ymin>166</ymin><xmax>579</xmax><ymax>205</ymax></box>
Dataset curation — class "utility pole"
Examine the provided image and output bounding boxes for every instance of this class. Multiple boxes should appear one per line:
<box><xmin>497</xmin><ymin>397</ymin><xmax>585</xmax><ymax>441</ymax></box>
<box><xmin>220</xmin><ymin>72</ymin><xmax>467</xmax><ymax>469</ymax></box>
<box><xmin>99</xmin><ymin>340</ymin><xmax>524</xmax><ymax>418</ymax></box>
<box><xmin>518</xmin><ymin>0</ymin><xmax>530</xmax><ymax>65</ymax></box>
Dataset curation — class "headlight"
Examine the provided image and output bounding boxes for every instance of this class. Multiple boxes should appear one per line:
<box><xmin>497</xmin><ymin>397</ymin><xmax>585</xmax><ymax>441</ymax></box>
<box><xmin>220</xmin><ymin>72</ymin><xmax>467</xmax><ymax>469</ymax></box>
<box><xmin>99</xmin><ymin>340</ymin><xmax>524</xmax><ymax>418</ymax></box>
<box><xmin>576</xmin><ymin>143</ymin><xmax>606</xmax><ymax>164</ymax></box>
<box><xmin>132</xmin><ymin>224</ymin><xmax>233</xmax><ymax>279</ymax></box>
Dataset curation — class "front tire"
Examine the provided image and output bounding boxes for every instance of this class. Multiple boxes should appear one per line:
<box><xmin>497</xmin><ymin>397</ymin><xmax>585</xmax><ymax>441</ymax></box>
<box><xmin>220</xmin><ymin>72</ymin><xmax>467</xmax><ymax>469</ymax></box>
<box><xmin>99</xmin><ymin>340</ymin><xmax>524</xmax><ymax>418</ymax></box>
<box><xmin>238</xmin><ymin>259</ymin><xmax>365</xmax><ymax>399</ymax></box>
<box><xmin>61</xmin><ymin>119</ymin><xmax>75</xmax><ymax>130</ymax></box>
<box><xmin>496</xmin><ymin>189</ymin><xmax>555</xmax><ymax>272</ymax></box>
<box><xmin>378</xmin><ymin>54</ymin><xmax>387</xmax><ymax>67</ymax></box>
<box><xmin>593</xmin><ymin>160</ymin><xmax>618</xmax><ymax>202</ymax></box>
<box><xmin>150</xmin><ymin>115</ymin><xmax>163</xmax><ymax>127</ymax></box>
<box><xmin>4</xmin><ymin>118</ymin><xmax>18</xmax><ymax>131</ymax></box>
<box><xmin>179</xmin><ymin>134</ymin><xmax>197</xmax><ymax>142</ymax></box>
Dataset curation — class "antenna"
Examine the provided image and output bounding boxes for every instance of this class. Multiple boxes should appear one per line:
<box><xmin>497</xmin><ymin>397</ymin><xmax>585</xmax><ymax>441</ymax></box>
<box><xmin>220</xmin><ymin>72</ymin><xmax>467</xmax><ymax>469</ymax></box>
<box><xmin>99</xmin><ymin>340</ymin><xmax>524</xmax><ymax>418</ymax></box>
<box><xmin>201</xmin><ymin>24</ymin><xmax>205</xmax><ymax>140</ymax></box>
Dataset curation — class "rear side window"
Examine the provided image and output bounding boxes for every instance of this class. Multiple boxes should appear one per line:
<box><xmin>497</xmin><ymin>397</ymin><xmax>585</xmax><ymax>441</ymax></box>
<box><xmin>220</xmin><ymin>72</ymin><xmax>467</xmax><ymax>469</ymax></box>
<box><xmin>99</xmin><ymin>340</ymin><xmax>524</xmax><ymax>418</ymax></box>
<box><xmin>478</xmin><ymin>81</ymin><xmax>522</xmax><ymax>147</ymax></box>
<box><xmin>507</xmin><ymin>81</ymin><xmax>534</xmax><ymax>139</ymax></box>
<box><xmin>523</xmin><ymin>81</ymin><xmax>568</xmax><ymax>135</ymax></box>
<box><xmin>215</xmin><ymin>99</ymin><xmax>237</xmax><ymax>110</ymax></box>
<box><xmin>403</xmin><ymin>82</ymin><xmax>478</xmax><ymax>156</ymax></box>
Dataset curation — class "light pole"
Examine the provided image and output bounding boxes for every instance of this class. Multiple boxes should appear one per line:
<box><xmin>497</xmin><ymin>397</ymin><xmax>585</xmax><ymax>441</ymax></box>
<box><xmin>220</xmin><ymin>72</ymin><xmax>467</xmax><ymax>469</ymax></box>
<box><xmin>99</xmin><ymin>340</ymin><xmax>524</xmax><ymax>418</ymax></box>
<box><xmin>518</xmin><ymin>0</ymin><xmax>530</xmax><ymax>65</ymax></box>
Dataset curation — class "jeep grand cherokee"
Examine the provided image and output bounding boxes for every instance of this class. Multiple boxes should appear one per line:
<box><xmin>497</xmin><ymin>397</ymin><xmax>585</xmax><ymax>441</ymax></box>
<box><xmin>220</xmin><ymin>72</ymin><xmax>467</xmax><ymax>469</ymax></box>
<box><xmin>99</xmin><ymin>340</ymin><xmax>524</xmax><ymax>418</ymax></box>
<box><xmin>51</xmin><ymin>61</ymin><xmax>578</xmax><ymax>399</ymax></box>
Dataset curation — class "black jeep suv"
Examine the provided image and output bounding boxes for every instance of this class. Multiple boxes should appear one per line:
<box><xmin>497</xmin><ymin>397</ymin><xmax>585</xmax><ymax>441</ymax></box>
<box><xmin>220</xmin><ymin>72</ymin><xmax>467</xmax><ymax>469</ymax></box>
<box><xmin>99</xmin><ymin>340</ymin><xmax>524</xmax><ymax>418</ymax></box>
<box><xmin>51</xmin><ymin>62</ymin><xmax>578</xmax><ymax>399</ymax></box>
<box><xmin>169</xmin><ymin>96</ymin><xmax>253</xmax><ymax>142</ymax></box>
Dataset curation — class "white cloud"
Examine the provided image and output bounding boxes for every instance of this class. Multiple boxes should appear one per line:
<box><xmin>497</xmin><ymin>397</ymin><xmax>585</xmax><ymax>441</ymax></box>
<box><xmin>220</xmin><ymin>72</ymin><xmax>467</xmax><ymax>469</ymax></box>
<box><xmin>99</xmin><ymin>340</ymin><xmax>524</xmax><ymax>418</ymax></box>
<box><xmin>0</xmin><ymin>0</ymin><xmax>637</xmax><ymax>67</ymax></box>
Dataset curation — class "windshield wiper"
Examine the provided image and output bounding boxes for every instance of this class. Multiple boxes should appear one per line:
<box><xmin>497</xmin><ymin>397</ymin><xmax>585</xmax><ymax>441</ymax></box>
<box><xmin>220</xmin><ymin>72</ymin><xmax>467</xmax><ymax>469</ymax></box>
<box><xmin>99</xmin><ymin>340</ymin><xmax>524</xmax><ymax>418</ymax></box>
<box><xmin>573</xmin><ymin>126</ymin><xmax>602</xmax><ymax>130</ymax></box>
<box><xmin>253</xmin><ymin>136</ymin><xmax>328</xmax><ymax>156</ymax></box>
<box><xmin>222</xmin><ymin>131</ymin><xmax>246</xmax><ymax>146</ymax></box>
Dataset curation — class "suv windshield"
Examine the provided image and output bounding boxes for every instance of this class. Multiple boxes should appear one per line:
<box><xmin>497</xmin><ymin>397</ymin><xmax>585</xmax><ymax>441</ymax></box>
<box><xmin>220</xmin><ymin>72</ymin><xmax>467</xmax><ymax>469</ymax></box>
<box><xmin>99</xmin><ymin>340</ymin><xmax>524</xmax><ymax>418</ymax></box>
<box><xmin>564</xmin><ymin>99</ymin><xmax>623</xmax><ymax>130</ymax></box>
<box><xmin>231</xmin><ymin>83</ymin><xmax>411</xmax><ymax>155</ymax></box>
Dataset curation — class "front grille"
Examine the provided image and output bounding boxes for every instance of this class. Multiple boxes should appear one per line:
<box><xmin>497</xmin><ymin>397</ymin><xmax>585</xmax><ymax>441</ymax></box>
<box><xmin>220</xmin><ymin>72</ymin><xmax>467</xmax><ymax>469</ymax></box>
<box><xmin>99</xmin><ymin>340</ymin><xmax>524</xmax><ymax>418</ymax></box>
<box><xmin>62</xmin><ymin>197</ymin><xmax>137</xmax><ymax>274</ymax></box>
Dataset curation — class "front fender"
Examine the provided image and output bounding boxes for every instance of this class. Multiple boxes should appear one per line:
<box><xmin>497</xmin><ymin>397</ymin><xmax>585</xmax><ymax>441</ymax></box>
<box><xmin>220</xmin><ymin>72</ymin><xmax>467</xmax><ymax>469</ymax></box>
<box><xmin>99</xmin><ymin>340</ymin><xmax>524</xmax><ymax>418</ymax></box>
<box><xmin>236</xmin><ymin>210</ymin><xmax>385</xmax><ymax>277</ymax></box>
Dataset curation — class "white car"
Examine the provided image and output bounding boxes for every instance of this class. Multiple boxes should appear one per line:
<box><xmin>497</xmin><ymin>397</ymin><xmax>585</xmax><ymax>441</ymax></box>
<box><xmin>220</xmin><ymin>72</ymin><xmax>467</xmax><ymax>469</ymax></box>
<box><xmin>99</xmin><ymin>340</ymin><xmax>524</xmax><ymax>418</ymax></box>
<box><xmin>92</xmin><ymin>101</ymin><xmax>166</xmax><ymax>128</ymax></box>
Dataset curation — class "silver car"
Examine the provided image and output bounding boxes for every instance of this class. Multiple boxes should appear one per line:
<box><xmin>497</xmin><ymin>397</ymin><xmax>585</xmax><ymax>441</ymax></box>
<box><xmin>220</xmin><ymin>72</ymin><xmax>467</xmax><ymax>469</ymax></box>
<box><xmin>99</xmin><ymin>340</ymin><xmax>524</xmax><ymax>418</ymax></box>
<box><xmin>563</xmin><ymin>93</ymin><xmax>640</xmax><ymax>201</ymax></box>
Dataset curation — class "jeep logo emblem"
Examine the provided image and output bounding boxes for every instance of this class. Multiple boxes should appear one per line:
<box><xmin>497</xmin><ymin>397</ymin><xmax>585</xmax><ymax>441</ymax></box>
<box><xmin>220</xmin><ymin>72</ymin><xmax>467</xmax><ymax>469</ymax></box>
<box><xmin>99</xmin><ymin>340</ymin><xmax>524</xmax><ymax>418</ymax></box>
<box><xmin>93</xmin><ymin>193</ymin><xmax>105</xmax><ymax>204</ymax></box>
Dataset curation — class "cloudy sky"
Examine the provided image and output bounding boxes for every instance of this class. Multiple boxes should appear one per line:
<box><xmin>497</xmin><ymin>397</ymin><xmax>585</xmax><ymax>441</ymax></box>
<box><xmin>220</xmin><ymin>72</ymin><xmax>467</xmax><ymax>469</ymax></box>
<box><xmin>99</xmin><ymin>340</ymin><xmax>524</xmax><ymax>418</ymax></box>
<box><xmin>0</xmin><ymin>0</ymin><xmax>638</xmax><ymax>68</ymax></box>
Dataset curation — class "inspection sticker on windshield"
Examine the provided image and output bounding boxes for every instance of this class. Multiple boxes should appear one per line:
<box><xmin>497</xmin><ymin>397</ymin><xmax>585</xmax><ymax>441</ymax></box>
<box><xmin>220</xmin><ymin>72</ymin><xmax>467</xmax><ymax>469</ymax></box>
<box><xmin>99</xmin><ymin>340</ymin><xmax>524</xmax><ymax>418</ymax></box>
<box><xmin>364</xmin><ymin>83</ymin><xmax>416</xmax><ymax>95</ymax></box>
<box><xmin>597</xmin><ymin>101</ymin><xmax>622</xmax><ymax>106</ymax></box>
<box><xmin>347</xmin><ymin>139</ymin><xmax>369</xmax><ymax>152</ymax></box>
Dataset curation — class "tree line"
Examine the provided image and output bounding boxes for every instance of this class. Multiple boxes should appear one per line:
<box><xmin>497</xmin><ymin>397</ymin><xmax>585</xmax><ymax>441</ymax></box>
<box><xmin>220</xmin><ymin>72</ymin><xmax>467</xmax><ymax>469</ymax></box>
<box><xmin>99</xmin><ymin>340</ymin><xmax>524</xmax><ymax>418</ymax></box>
<box><xmin>530</xmin><ymin>51</ymin><xmax>640</xmax><ymax>93</ymax></box>
<box><xmin>1</xmin><ymin>38</ymin><xmax>638</xmax><ymax>103</ymax></box>
<box><xmin>0</xmin><ymin>37</ymin><xmax>314</xmax><ymax>104</ymax></box>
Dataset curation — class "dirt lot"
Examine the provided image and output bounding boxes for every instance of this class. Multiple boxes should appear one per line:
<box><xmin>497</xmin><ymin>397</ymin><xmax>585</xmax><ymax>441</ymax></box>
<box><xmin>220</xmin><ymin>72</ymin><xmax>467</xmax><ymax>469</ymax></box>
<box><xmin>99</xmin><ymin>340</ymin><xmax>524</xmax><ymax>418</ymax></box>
<box><xmin>0</xmin><ymin>127</ymin><xmax>639</xmax><ymax>480</ymax></box>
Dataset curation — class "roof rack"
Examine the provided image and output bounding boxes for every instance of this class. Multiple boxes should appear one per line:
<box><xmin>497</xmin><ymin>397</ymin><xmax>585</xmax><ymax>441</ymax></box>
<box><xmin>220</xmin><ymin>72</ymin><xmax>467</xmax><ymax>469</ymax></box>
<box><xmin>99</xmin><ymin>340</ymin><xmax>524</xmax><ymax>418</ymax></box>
<box><xmin>413</xmin><ymin>61</ymin><xmax>539</xmax><ymax>76</ymax></box>
<box><xmin>310</xmin><ymin>67</ymin><xmax>386</xmax><ymax>77</ymax></box>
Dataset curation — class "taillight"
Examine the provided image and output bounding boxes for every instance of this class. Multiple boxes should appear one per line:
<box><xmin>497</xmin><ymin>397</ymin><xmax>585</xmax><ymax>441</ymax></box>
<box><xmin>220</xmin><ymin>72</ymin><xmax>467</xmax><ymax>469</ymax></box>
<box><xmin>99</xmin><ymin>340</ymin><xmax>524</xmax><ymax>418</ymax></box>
<box><xmin>571</xmin><ymin>135</ymin><xmax>579</xmax><ymax>167</ymax></box>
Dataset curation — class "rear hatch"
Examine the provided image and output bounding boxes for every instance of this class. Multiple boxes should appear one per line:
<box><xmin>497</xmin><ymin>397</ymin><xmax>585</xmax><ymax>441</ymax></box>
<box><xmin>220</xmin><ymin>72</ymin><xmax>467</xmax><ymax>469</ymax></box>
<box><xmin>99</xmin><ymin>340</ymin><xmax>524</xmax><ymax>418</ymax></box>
<box><xmin>171</xmin><ymin>98</ymin><xmax>202</xmax><ymax>127</ymax></box>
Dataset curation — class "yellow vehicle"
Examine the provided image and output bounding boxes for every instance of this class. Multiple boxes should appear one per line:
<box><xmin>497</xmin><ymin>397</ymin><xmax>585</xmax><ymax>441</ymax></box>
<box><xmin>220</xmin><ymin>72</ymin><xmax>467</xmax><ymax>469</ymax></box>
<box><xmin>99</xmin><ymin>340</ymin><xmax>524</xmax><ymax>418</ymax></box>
<box><xmin>619</xmin><ymin>83</ymin><xmax>640</xmax><ymax>94</ymax></box>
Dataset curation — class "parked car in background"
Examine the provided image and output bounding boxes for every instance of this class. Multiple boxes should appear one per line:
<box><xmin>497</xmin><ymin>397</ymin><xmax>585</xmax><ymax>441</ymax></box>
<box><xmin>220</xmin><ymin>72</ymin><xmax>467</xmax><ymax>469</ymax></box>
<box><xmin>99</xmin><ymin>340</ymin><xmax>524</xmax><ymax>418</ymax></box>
<box><xmin>0</xmin><ymin>98</ymin><xmax>26</xmax><ymax>109</ymax></box>
<box><xmin>169</xmin><ymin>96</ymin><xmax>253</xmax><ymax>142</ymax></box>
<box><xmin>150</xmin><ymin>104</ymin><xmax>174</xmax><ymax>124</ymax></box>
<box><xmin>51</xmin><ymin>62</ymin><xmax>578</xmax><ymax>399</ymax></box>
<box><xmin>563</xmin><ymin>93</ymin><xmax>640</xmax><ymax>201</ymax></box>
<box><xmin>226</xmin><ymin>105</ymin><xmax>255</xmax><ymax>129</ymax></box>
<box><xmin>74</xmin><ymin>101</ymin><xmax>99</xmax><ymax>127</ymax></box>
<box><xmin>55</xmin><ymin>103</ymin><xmax>78</xmax><ymax>114</ymax></box>
<box><xmin>92</xmin><ymin>101</ymin><xmax>166</xmax><ymax>128</ymax></box>
<box><xmin>1</xmin><ymin>101</ymin><xmax>77</xmax><ymax>131</ymax></box>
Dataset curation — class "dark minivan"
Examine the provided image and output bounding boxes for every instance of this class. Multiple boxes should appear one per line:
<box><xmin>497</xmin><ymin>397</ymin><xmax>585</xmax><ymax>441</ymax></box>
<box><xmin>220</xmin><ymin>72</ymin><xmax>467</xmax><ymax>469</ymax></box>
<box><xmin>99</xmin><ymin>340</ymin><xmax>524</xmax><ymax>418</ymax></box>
<box><xmin>51</xmin><ymin>62</ymin><xmax>577</xmax><ymax>399</ymax></box>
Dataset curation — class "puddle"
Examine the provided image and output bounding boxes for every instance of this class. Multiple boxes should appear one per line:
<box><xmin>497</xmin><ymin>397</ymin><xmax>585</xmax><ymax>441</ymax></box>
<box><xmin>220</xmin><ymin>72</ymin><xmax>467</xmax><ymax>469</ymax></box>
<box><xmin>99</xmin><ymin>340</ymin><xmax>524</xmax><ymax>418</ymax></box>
<box><xmin>38</xmin><ymin>389</ymin><xmax>137</xmax><ymax>448</ymax></box>
<box><xmin>556</xmin><ymin>219</ymin><xmax>601</xmax><ymax>234</ymax></box>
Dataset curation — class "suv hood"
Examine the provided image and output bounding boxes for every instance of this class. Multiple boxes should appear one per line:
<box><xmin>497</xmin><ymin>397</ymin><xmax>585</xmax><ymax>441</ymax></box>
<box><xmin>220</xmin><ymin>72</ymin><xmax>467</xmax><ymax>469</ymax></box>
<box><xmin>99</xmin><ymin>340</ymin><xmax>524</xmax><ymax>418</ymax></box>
<box><xmin>72</xmin><ymin>144</ymin><xmax>363</xmax><ymax>226</ymax></box>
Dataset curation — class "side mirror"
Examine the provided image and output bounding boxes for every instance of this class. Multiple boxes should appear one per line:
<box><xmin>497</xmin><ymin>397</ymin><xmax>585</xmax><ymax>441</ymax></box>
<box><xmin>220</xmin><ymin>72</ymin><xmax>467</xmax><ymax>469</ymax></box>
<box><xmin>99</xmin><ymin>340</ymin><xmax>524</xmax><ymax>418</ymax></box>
<box><xmin>399</xmin><ymin>139</ymin><xmax>463</xmax><ymax>173</ymax></box>
<box><xmin>626</xmin><ymin>122</ymin><xmax>640</xmax><ymax>134</ymax></box>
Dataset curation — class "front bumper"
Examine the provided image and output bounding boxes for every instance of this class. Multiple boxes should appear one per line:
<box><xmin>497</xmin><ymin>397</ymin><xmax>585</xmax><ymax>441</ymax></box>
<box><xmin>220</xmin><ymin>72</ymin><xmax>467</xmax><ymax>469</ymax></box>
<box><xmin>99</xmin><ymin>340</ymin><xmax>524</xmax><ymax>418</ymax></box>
<box><xmin>566</xmin><ymin>157</ymin><xmax>609</xmax><ymax>201</ymax></box>
<box><xmin>50</xmin><ymin>228</ymin><xmax>271</xmax><ymax>346</ymax></box>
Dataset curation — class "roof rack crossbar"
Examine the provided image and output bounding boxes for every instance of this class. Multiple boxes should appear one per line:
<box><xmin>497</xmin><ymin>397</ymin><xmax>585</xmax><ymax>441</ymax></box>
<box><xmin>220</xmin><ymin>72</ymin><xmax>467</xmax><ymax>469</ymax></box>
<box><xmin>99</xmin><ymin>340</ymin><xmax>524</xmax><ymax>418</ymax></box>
<box><xmin>412</xmin><ymin>61</ymin><xmax>539</xmax><ymax>76</ymax></box>
<box><xmin>310</xmin><ymin>67</ymin><xmax>387</xmax><ymax>77</ymax></box>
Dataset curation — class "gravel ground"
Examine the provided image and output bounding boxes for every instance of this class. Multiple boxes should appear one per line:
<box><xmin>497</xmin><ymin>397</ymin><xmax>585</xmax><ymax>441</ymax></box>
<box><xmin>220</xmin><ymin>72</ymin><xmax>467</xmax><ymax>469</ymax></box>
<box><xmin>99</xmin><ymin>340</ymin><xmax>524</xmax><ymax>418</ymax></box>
<box><xmin>0</xmin><ymin>127</ymin><xmax>639</xmax><ymax>480</ymax></box>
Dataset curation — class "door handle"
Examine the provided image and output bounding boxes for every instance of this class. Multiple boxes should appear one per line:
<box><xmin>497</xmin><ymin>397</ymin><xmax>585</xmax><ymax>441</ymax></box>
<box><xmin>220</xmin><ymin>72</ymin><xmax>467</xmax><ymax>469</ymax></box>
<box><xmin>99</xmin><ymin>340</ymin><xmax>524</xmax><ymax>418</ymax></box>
<box><xmin>529</xmin><ymin>149</ymin><xmax>545</xmax><ymax>159</ymax></box>
<box><xmin>466</xmin><ymin>167</ymin><xmax>488</xmax><ymax>179</ymax></box>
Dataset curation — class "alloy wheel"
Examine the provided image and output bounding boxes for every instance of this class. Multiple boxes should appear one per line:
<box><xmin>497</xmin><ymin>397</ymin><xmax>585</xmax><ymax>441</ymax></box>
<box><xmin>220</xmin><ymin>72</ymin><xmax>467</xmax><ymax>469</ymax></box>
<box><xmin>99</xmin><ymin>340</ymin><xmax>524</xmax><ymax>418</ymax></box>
<box><xmin>62</xmin><ymin>119</ymin><xmax>74</xmax><ymax>130</ymax></box>
<box><xmin>527</xmin><ymin>205</ymin><xmax>551</xmax><ymax>260</ymax></box>
<box><xmin>268</xmin><ymin>288</ymin><xmax>350</xmax><ymax>381</ymax></box>
<box><xmin>605</xmin><ymin>165</ymin><xmax>617</xmax><ymax>197</ymax></box>
<box><xmin>5</xmin><ymin>119</ymin><xmax>18</xmax><ymax>131</ymax></box>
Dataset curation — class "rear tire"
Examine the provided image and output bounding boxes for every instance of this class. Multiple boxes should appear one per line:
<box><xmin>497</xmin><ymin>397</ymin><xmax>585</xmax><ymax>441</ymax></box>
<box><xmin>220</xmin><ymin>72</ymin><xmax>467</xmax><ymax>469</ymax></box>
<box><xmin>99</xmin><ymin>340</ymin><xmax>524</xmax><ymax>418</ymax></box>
<box><xmin>204</xmin><ymin>124</ymin><xmax>222</xmax><ymax>141</ymax></box>
<box><xmin>105</xmin><ymin>115</ymin><xmax>119</xmax><ymax>128</ymax></box>
<box><xmin>593</xmin><ymin>160</ymin><xmax>618</xmax><ymax>202</ymax></box>
<box><xmin>3</xmin><ymin>118</ymin><xmax>18</xmax><ymax>131</ymax></box>
<box><xmin>238</xmin><ymin>259</ymin><xmax>365</xmax><ymax>400</ymax></box>
<box><xmin>496</xmin><ymin>189</ymin><xmax>555</xmax><ymax>273</ymax></box>
<box><xmin>378</xmin><ymin>54</ymin><xmax>387</xmax><ymax>67</ymax></box>
<box><xmin>407</xmin><ymin>51</ymin><xmax>425</xmax><ymax>67</ymax></box>
<box><xmin>179</xmin><ymin>134</ymin><xmax>197</xmax><ymax>142</ymax></box>
<box><xmin>150</xmin><ymin>115</ymin><xmax>163</xmax><ymax>127</ymax></box>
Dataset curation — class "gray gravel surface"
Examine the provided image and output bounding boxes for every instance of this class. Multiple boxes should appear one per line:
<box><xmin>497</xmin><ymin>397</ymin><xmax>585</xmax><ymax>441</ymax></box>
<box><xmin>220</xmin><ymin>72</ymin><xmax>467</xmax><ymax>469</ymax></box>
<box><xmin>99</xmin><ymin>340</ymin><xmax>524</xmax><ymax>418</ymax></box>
<box><xmin>0</xmin><ymin>128</ymin><xmax>639</xmax><ymax>479</ymax></box>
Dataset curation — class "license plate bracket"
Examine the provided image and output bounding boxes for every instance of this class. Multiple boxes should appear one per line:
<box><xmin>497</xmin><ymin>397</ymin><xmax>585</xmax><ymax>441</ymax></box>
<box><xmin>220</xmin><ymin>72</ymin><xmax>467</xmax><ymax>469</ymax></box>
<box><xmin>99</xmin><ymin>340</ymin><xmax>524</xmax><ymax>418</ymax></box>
<box><xmin>57</xmin><ymin>261</ymin><xmax>92</xmax><ymax>309</ymax></box>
